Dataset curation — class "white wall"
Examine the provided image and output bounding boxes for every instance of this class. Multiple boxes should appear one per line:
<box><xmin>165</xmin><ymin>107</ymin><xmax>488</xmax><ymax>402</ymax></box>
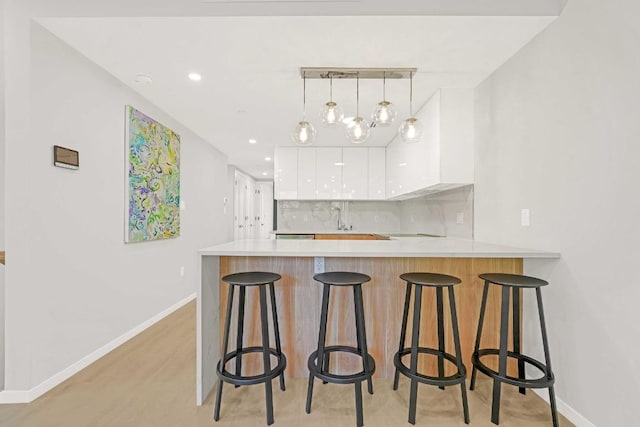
<box><xmin>0</xmin><ymin>0</ymin><xmax>6</xmax><ymax>390</ymax></box>
<box><xmin>2</xmin><ymin>20</ymin><xmax>231</xmax><ymax>392</ymax></box>
<box><xmin>474</xmin><ymin>0</ymin><xmax>640</xmax><ymax>425</ymax></box>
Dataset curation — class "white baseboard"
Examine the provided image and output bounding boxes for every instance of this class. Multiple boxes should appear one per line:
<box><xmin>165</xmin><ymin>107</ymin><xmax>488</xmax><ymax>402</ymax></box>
<box><xmin>532</xmin><ymin>389</ymin><xmax>596</xmax><ymax>427</ymax></box>
<box><xmin>0</xmin><ymin>293</ymin><xmax>196</xmax><ymax>404</ymax></box>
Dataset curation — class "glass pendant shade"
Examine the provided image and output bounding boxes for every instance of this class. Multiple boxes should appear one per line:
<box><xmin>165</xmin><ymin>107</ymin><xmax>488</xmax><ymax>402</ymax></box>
<box><xmin>399</xmin><ymin>117</ymin><xmax>423</xmax><ymax>143</ymax></box>
<box><xmin>292</xmin><ymin>72</ymin><xmax>315</xmax><ymax>145</ymax></box>
<box><xmin>372</xmin><ymin>100</ymin><xmax>396</xmax><ymax>127</ymax></box>
<box><xmin>292</xmin><ymin>120</ymin><xmax>316</xmax><ymax>145</ymax></box>
<box><xmin>346</xmin><ymin>117</ymin><xmax>370</xmax><ymax>144</ymax></box>
<box><xmin>320</xmin><ymin>101</ymin><xmax>344</xmax><ymax>126</ymax></box>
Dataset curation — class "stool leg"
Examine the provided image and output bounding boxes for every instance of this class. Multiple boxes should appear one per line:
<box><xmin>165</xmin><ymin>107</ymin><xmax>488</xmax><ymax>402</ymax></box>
<box><xmin>259</xmin><ymin>285</ymin><xmax>274</xmax><ymax>425</ymax></box>
<box><xmin>394</xmin><ymin>281</ymin><xmax>412</xmax><ymax>390</ymax></box>
<box><xmin>512</xmin><ymin>287</ymin><xmax>525</xmax><ymax>395</ymax></box>
<box><xmin>354</xmin><ymin>284</ymin><xmax>373</xmax><ymax>395</ymax></box>
<box><xmin>269</xmin><ymin>282</ymin><xmax>286</xmax><ymax>391</ymax></box>
<box><xmin>234</xmin><ymin>287</ymin><xmax>246</xmax><ymax>388</ymax></box>
<box><xmin>470</xmin><ymin>281</ymin><xmax>490</xmax><ymax>391</ymax></box>
<box><xmin>408</xmin><ymin>285</ymin><xmax>422</xmax><ymax>425</ymax></box>
<box><xmin>214</xmin><ymin>285</ymin><xmax>235</xmax><ymax>422</ymax></box>
<box><xmin>306</xmin><ymin>283</ymin><xmax>331</xmax><ymax>414</ymax></box>
<box><xmin>448</xmin><ymin>286</ymin><xmax>470</xmax><ymax>424</ymax></box>
<box><xmin>536</xmin><ymin>288</ymin><xmax>559</xmax><ymax>427</ymax></box>
<box><xmin>491</xmin><ymin>286</ymin><xmax>511</xmax><ymax>425</ymax></box>
<box><xmin>355</xmin><ymin>380</ymin><xmax>364</xmax><ymax>427</ymax></box>
<box><xmin>436</xmin><ymin>287</ymin><xmax>445</xmax><ymax>390</ymax></box>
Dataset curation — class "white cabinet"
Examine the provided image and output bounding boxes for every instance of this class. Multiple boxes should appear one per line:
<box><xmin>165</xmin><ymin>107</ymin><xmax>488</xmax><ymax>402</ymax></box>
<box><xmin>297</xmin><ymin>148</ymin><xmax>317</xmax><ymax>199</ymax></box>
<box><xmin>342</xmin><ymin>147</ymin><xmax>368</xmax><ymax>199</ymax></box>
<box><xmin>386</xmin><ymin>89</ymin><xmax>474</xmax><ymax>199</ymax></box>
<box><xmin>274</xmin><ymin>147</ymin><xmax>298</xmax><ymax>199</ymax></box>
<box><xmin>367</xmin><ymin>147</ymin><xmax>386</xmax><ymax>200</ymax></box>
<box><xmin>316</xmin><ymin>147</ymin><xmax>343</xmax><ymax>199</ymax></box>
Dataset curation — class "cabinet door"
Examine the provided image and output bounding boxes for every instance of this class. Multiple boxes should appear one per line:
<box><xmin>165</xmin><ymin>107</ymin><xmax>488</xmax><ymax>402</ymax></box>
<box><xmin>297</xmin><ymin>148</ymin><xmax>317</xmax><ymax>199</ymax></box>
<box><xmin>234</xmin><ymin>172</ymin><xmax>248</xmax><ymax>240</ymax></box>
<box><xmin>368</xmin><ymin>147</ymin><xmax>386</xmax><ymax>200</ymax></box>
<box><xmin>274</xmin><ymin>147</ymin><xmax>297</xmax><ymax>199</ymax></box>
<box><xmin>342</xmin><ymin>147</ymin><xmax>368</xmax><ymax>199</ymax></box>
<box><xmin>316</xmin><ymin>147</ymin><xmax>343</xmax><ymax>199</ymax></box>
<box><xmin>257</xmin><ymin>182</ymin><xmax>274</xmax><ymax>238</ymax></box>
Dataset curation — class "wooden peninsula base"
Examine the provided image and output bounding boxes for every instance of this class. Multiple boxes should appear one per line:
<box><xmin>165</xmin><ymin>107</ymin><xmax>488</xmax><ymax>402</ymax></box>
<box><xmin>218</xmin><ymin>257</ymin><xmax>521</xmax><ymax>383</ymax></box>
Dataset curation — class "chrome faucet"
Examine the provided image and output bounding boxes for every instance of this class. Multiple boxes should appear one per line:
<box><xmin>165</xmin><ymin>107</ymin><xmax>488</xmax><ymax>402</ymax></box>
<box><xmin>332</xmin><ymin>206</ymin><xmax>343</xmax><ymax>230</ymax></box>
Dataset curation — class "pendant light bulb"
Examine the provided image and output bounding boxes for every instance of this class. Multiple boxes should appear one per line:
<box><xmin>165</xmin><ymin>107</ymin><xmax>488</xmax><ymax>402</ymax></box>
<box><xmin>292</xmin><ymin>72</ymin><xmax>316</xmax><ymax>145</ymax></box>
<box><xmin>372</xmin><ymin>73</ymin><xmax>396</xmax><ymax>127</ymax></box>
<box><xmin>346</xmin><ymin>73</ymin><xmax>370</xmax><ymax>144</ymax></box>
<box><xmin>320</xmin><ymin>76</ymin><xmax>344</xmax><ymax>126</ymax></box>
<box><xmin>400</xmin><ymin>71</ymin><xmax>423</xmax><ymax>143</ymax></box>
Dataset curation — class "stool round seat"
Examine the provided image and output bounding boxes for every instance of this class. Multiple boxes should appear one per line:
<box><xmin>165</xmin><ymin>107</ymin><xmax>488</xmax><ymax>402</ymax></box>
<box><xmin>471</xmin><ymin>272</ymin><xmax>558</xmax><ymax>426</ymax></box>
<box><xmin>478</xmin><ymin>273</ymin><xmax>548</xmax><ymax>288</ymax></box>
<box><xmin>306</xmin><ymin>271</ymin><xmax>375</xmax><ymax>427</ymax></box>
<box><xmin>313</xmin><ymin>271</ymin><xmax>371</xmax><ymax>286</ymax></box>
<box><xmin>222</xmin><ymin>271</ymin><xmax>282</xmax><ymax>286</ymax></box>
<box><xmin>214</xmin><ymin>271</ymin><xmax>286</xmax><ymax>425</ymax></box>
<box><xmin>400</xmin><ymin>272</ymin><xmax>461</xmax><ymax>287</ymax></box>
<box><xmin>393</xmin><ymin>272</ymin><xmax>470</xmax><ymax>425</ymax></box>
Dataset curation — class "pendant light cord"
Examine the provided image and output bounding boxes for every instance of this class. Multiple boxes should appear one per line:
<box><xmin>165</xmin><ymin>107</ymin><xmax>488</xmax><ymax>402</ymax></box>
<box><xmin>383</xmin><ymin>71</ymin><xmax>386</xmax><ymax>102</ymax></box>
<box><xmin>302</xmin><ymin>71</ymin><xmax>307</xmax><ymax>120</ymax></box>
<box><xmin>409</xmin><ymin>71</ymin><xmax>414</xmax><ymax>117</ymax></box>
<box><xmin>330</xmin><ymin>75</ymin><xmax>333</xmax><ymax>102</ymax></box>
<box><xmin>356</xmin><ymin>72</ymin><xmax>360</xmax><ymax>117</ymax></box>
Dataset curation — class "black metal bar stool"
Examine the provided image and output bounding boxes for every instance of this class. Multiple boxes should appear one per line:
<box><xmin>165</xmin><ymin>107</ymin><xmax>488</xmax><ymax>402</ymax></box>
<box><xmin>214</xmin><ymin>272</ymin><xmax>287</xmax><ymax>425</ymax></box>
<box><xmin>306</xmin><ymin>272</ymin><xmax>376</xmax><ymax>427</ymax></box>
<box><xmin>470</xmin><ymin>273</ymin><xmax>558</xmax><ymax>426</ymax></box>
<box><xmin>393</xmin><ymin>272</ymin><xmax>470</xmax><ymax>425</ymax></box>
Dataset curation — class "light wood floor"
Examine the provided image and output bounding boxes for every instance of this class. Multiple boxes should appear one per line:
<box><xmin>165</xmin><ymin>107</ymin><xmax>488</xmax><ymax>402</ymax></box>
<box><xmin>0</xmin><ymin>301</ymin><xmax>573</xmax><ymax>427</ymax></box>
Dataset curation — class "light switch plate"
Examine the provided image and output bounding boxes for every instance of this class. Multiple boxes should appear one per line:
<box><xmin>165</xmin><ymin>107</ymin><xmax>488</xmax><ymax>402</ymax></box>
<box><xmin>314</xmin><ymin>257</ymin><xmax>325</xmax><ymax>274</ymax></box>
<box><xmin>456</xmin><ymin>212</ymin><xmax>464</xmax><ymax>224</ymax></box>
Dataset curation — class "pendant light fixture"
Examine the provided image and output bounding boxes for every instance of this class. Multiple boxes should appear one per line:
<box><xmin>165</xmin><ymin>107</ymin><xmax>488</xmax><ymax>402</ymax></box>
<box><xmin>320</xmin><ymin>75</ymin><xmax>343</xmax><ymax>126</ymax></box>
<box><xmin>372</xmin><ymin>72</ymin><xmax>396</xmax><ymax>127</ymax></box>
<box><xmin>399</xmin><ymin>71</ymin><xmax>423</xmax><ymax>143</ymax></box>
<box><xmin>292</xmin><ymin>71</ymin><xmax>316</xmax><ymax>145</ymax></box>
<box><xmin>345</xmin><ymin>73</ymin><xmax>370</xmax><ymax>144</ymax></box>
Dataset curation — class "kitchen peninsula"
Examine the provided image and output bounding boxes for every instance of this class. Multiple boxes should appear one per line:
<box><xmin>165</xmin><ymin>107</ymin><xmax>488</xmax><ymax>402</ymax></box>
<box><xmin>196</xmin><ymin>238</ymin><xmax>559</xmax><ymax>404</ymax></box>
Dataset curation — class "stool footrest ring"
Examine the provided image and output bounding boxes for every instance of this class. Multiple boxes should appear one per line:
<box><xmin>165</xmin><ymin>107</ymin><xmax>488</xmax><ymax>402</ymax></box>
<box><xmin>308</xmin><ymin>345</ymin><xmax>375</xmax><ymax>385</ymax></box>
<box><xmin>394</xmin><ymin>347</ymin><xmax>467</xmax><ymax>387</ymax></box>
<box><xmin>472</xmin><ymin>348</ymin><xmax>554</xmax><ymax>389</ymax></box>
<box><xmin>217</xmin><ymin>346</ymin><xmax>287</xmax><ymax>386</ymax></box>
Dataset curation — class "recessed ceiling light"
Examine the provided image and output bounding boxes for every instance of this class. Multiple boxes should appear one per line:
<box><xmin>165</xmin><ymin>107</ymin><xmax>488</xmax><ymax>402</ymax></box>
<box><xmin>134</xmin><ymin>73</ymin><xmax>153</xmax><ymax>84</ymax></box>
<box><xmin>399</xmin><ymin>162</ymin><xmax>408</xmax><ymax>167</ymax></box>
<box><xmin>188</xmin><ymin>72</ymin><xmax>202</xmax><ymax>81</ymax></box>
<box><xmin>334</xmin><ymin>162</ymin><xmax>345</xmax><ymax>166</ymax></box>
<box><xmin>249</xmin><ymin>139</ymin><xmax>257</xmax><ymax>144</ymax></box>
<box><xmin>265</xmin><ymin>157</ymin><xmax>272</xmax><ymax>161</ymax></box>
<box><xmin>262</xmin><ymin>172</ymin><xmax>268</xmax><ymax>176</ymax></box>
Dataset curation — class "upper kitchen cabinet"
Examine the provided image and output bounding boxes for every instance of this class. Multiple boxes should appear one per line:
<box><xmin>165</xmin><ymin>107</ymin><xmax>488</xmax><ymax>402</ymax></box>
<box><xmin>386</xmin><ymin>89</ymin><xmax>475</xmax><ymax>199</ymax></box>
<box><xmin>342</xmin><ymin>147</ymin><xmax>368</xmax><ymax>199</ymax></box>
<box><xmin>316</xmin><ymin>147</ymin><xmax>343</xmax><ymax>199</ymax></box>
<box><xmin>367</xmin><ymin>147</ymin><xmax>386</xmax><ymax>200</ymax></box>
<box><xmin>274</xmin><ymin>147</ymin><xmax>298</xmax><ymax>199</ymax></box>
<box><xmin>298</xmin><ymin>148</ymin><xmax>317</xmax><ymax>199</ymax></box>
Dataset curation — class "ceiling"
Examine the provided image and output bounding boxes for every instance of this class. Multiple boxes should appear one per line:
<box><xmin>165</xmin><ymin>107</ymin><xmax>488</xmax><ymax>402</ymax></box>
<box><xmin>38</xmin><ymin>9</ymin><xmax>559</xmax><ymax>179</ymax></box>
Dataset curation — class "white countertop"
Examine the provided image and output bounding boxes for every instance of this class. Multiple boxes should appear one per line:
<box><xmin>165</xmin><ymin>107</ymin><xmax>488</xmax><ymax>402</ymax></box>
<box><xmin>199</xmin><ymin>238</ymin><xmax>559</xmax><ymax>258</ymax></box>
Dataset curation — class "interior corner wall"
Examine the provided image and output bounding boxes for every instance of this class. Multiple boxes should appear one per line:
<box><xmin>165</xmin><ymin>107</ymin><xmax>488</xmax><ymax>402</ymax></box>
<box><xmin>2</xmin><ymin>20</ymin><xmax>231</xmax><ymax>391</ymax></box>
<box><xmin>474</xmin><ymin>0</ymin><xmax>640</xmax><ymax>425</ymax></box>
<box><xmin>0</xmin><ymin>0</ymin><xmax>6</xmax><ymax>391</ymax></box>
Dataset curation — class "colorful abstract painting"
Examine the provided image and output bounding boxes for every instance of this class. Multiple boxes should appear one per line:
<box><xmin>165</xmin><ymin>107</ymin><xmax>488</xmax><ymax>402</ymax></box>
<box><xmin>125</xmin><ymin>105</ymin><xmax>180</xmax><ymax>242</ymax></box>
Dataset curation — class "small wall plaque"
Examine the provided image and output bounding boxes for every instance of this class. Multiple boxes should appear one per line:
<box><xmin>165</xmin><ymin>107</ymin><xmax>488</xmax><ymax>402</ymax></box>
<box><xmin>53</xmin><ymin>145</ymin><xmax>79</xmax><ymax>170</ymax></box>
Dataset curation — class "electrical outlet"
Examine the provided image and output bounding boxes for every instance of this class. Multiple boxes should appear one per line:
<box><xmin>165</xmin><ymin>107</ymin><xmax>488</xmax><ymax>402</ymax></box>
<box><xmin>314</xmin><ymin>257</ymin><xmax>325</xmax><ymax>274</ymax></box>
<box><xmin>180</xmin><ymin>266</ymin><xmax>185</xmax><ymax>277</ymax></box>
<box><xmin>521</xmin><ymin>209</ymin><xmax>530</xmax><ymax>227</ymax></box>
<box><xmin>456</xmin><ymin>212</ymin><xmax>464</xmax><ymax>224</ymax></box>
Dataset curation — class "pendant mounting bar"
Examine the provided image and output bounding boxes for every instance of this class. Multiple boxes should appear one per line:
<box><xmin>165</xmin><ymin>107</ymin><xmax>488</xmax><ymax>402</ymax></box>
<box><xmin>300</xmin><ymin>67</ymin><xmax>417</xmax><ymax>80</ymax></box>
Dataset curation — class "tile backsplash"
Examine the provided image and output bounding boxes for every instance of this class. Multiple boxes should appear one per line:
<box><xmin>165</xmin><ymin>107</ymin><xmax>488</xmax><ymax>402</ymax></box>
<box><xmin>276</xmin><ymin>185</ymin><xmax>474</xmax><ymax>238</ymax></box>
